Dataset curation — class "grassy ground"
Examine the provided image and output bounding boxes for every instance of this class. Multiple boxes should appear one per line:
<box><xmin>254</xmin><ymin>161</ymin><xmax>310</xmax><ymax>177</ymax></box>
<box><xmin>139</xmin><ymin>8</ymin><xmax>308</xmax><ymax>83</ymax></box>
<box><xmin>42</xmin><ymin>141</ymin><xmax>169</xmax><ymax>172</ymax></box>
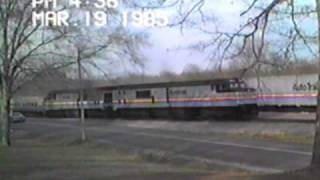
<box><xmin>0</xmin><ymin>141</ymin><xmax>211</xmax><ymax>180</ymax></box>
<box><xmin>1</xmin><ymin>120</ymin><xmax>319</xmax><ymax>180</ymax></box>
<box><xmin>0</xmin><ymin>125</ymin><xmax>250</xmax><ymax>180</ymax></box>
<box><xmin>228</xmin><ymin>132</ymin><xmax>313</xmax><ymax>145</ymax></box>
<box><xmin>1</xmin><ymin>140</ymin><xmax>319</xmax><ymax>180</ymax></box>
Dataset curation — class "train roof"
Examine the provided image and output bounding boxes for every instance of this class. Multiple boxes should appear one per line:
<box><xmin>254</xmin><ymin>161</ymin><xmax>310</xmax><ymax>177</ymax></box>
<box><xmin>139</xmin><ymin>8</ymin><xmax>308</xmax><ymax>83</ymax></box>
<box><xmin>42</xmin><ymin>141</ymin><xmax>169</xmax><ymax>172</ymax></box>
<box><xmin>97</xmin><ymin>78</ymin><xmax>241</xmax><ymax>91</ymax></box>
<box><xmin>47</xmin><ymin>78</ymin><xmax>242</xmax><ymax>95</ymax></box>
<box><xmin>47</xmin><ymin>88</ymin><xmax>96</xmax><ymax>95</ymax></box>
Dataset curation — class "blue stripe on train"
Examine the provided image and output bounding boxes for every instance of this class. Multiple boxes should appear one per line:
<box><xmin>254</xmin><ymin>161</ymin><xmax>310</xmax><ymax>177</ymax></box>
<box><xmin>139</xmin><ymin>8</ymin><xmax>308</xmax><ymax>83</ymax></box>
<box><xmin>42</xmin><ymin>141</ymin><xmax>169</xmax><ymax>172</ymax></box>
<box><xmin>258</xmin><ymin>97</ymin><xmax>316</xmax><ymax>106</ymax></box>
<box><xmin>114</xmin><ymin>99</ymin><xmax>256</xmax><ymax>109</ymax></box>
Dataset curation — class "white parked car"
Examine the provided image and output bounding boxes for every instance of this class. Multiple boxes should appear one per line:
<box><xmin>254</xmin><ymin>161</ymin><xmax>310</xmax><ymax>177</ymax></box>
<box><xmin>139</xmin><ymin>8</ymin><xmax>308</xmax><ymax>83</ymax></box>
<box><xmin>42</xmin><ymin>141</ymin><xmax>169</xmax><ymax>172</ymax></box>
<box><xmin>10</xmin><ymin>112</ymin><xmax>26</xmax><ymax>123</ymax></box>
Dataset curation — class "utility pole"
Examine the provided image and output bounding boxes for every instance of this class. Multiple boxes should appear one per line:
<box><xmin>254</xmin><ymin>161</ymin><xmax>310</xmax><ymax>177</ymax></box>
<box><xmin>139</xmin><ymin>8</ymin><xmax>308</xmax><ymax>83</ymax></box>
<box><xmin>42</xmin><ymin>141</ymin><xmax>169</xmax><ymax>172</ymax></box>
<box><xmin>77</xmin><ymin>48</ymin><xmax>86</xmax><ymax>142</ymax></box>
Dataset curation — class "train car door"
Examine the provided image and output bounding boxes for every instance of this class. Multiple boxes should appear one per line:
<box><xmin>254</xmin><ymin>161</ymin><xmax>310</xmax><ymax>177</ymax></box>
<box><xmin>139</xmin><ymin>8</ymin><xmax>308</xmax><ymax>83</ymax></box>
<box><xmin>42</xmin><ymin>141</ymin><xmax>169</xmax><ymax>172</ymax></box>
<box><xmin>104</xmin><ymin>93</ymin><xmax>113</xmax><ymax>104</ymax></box>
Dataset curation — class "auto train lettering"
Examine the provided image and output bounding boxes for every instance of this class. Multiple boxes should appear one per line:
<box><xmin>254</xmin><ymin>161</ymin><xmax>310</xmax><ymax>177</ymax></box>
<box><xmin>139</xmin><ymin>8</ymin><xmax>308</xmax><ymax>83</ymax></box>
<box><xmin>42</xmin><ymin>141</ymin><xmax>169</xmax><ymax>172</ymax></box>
<box><xmin>293</xmin><ymin>82</ymin><xmax>317</xmax><ymax>92</ymax></box>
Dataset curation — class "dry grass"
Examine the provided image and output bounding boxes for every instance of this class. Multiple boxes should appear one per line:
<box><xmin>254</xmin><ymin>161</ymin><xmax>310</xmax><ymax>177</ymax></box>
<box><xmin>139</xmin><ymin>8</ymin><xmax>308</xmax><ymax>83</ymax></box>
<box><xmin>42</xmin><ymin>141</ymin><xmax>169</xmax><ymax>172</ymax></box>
<box><xmin>1</xmin><ymin>141</ymin><xmax>143</xmax><ymax>180</ymax></box>
<box><xmin>0</xmin><ymin>127</ymin><xmax>250</xmax><ymax>180</ymax></box>
<box><xmin>228</xmin><ymin>132</ymin><xmax>313</xmax><ymax>145</ymax></box>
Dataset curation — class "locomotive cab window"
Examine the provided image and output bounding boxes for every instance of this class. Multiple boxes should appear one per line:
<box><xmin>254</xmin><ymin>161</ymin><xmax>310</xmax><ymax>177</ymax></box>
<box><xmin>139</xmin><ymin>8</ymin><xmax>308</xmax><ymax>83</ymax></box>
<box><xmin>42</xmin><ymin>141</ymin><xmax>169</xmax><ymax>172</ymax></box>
<box><xmin>216</xmin><ymin>83</ymin><xmax>230</xmax><ymax>93</ymax></box>
<box><xmin>136</xmin><ymin>90</ymin><xmax>151</xmax><ymax>99</ymax></box>
<box><xmin>230</xmin><ymin>83</ymin><xmax>239</xmax><ymax>89</ymax></box>
<box><xmin>232</xmin><ymin>81</ymin><xmax>249</xmax><ymax>92</ymax></box>
<box><xmin>239</xmin><ymin>82</ymin><xmax>246</xmax><ymax>89</ymax></box>
<box><xmin>215</xmin><ymin>80</ymin><xmax>250</xmax><ymax>93</ymax></box>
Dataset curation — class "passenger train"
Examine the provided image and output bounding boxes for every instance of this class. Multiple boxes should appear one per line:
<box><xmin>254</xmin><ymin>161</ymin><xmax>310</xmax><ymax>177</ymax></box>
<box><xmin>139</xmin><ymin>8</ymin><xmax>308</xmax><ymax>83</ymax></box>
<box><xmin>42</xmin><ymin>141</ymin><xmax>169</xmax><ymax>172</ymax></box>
<box><xmin>16</xmin><ymin>73</ymin><xmax>320</xmax><ymax>119</ymax></box>
<box><xmin>15</xmin><ymin>78</ymin><xmax>258</xmax><ymax>119</ymax></box>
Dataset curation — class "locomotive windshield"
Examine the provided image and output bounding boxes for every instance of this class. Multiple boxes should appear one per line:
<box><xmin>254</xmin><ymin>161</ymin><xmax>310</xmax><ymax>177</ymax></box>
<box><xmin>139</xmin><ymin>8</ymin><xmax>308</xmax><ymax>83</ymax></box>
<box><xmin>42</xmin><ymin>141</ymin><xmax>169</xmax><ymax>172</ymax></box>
<box><xmin>215</xmin><ymin>79</ymin><xmax>251</xmax><ymax>93</ymax></box>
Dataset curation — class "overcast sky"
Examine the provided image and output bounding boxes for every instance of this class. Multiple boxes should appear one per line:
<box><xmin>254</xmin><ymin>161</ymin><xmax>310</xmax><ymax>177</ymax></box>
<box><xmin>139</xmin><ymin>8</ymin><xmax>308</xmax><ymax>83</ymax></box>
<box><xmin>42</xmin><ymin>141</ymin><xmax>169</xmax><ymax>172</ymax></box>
<box><xmin>141</xmin><ymin>0</ymin><xmax>317</xmax><ymax>75</ymax></box>
<box><xmin>139</xmin><ymin>0</ymin><xmax>244</xmax><ymax>75</ymax></box>
<box><xmin>106</xmin><ymin>0</ymin><xmax>316</xmax><ymax>77</ymax></box>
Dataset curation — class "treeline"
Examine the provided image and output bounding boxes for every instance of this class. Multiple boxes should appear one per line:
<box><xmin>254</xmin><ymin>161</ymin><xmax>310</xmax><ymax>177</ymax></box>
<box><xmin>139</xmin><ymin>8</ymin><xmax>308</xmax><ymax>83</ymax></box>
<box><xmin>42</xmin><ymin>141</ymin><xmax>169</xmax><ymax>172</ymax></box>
<box><xmin>17</xmin><ymin>59</ymin><xmax>318</xmax><ymax>97</ymax></box>
<box><xmin>107</xmin><ymin>60</ymin><xmax>319</xmax><ymax>85</ymax></box>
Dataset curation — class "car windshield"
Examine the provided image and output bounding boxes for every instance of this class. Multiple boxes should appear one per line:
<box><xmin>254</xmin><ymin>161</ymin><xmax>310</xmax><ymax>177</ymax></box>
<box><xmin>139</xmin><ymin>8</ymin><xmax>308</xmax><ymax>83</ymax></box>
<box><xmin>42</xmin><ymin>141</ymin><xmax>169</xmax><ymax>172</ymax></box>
<box><xmin>12</xmin><ymin>112</ymin><xmax>23</xmax><ymax>116</ymax></box>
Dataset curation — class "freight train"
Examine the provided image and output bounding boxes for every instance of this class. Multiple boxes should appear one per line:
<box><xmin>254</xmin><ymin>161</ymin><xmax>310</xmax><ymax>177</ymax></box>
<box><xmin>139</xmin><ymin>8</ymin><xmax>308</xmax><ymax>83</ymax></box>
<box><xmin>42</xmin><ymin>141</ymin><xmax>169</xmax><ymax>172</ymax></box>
<box><xmin>14</xmin><ymin>78</ymin><xmax>258</xmax><ymax>119</ymax></box>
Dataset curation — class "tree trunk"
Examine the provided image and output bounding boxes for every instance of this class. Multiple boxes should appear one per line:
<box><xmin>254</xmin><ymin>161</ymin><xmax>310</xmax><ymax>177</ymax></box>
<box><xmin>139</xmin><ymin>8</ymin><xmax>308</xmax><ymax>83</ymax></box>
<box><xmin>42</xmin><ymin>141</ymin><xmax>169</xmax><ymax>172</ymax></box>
<box><xmin>1</xmin><ymin>1</ymin><xmax>10</xmax><ymax>147</ymax></box>
<box><xmin>311</xmin><ymin>0</ymin><xmax>320</xmax><ymax>166</ymax></box>
<box><xmin>77</xmin><ymin>51</ymin><xmax>86</xmax><ymax>142</ymax></box>
<box><xmin>1</xmin><ymin>77</ymin><xmax>11</xmax><ymax>146</ymax></box>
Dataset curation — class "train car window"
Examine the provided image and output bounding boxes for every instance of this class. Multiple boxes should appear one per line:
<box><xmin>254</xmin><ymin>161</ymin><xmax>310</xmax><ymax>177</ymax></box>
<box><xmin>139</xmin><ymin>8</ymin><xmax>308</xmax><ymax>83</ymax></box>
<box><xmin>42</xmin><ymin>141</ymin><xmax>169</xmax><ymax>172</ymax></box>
<box><xmin>83</xmin><ymin>94</ymin><xmax>88</xmax><ymax>101</ymax></box>
<box><xmin>211</xmin><ymin>84</ymin><xmax>216</xmax><ymax>91</ymax></box>
<box><xmin>216</xmin><ymin>85</ymin><xmax>221</xmax><ymax>93</ymax></box>
<box><xmin>136</xmin><ymin>90</ymin><xmax>151</xmax><ymax>99</ymax></box>
<box><xmin>48</xmin><ymin>93</ymin><xmax>56</xmax><ymax>100</ymax></box>
<box><xmin>104</xmin><ymin>93</ymin><xmax>113</xmax><ymax>103</ymax></box>
<box><xmin>169</xmin><ymin>89</ymin><xmax>187</xmax><ymax>95</ymax></box>
<box><xmin>216</xmin><ymin>85</ymin><xmax>222</xmax><ymax>93</ymax></box>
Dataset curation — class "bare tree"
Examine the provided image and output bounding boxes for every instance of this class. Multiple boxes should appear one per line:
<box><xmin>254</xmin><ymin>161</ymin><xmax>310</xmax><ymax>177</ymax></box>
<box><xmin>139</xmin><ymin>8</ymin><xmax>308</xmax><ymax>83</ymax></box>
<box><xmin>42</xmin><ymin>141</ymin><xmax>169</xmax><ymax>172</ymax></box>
<box><xmin>0</xmin><ymin>1</ymin><xmax>69</xmax><ymax>146</ymax></box>
<box><xmin>0</xmin><ymin>0</ymin><xmax>148</xmax><ymax>145</ymax></box>
<box><xmin>169</xmin><ymin>0</ymin><xmax>320</xmax><ymax>167</ymax></box>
